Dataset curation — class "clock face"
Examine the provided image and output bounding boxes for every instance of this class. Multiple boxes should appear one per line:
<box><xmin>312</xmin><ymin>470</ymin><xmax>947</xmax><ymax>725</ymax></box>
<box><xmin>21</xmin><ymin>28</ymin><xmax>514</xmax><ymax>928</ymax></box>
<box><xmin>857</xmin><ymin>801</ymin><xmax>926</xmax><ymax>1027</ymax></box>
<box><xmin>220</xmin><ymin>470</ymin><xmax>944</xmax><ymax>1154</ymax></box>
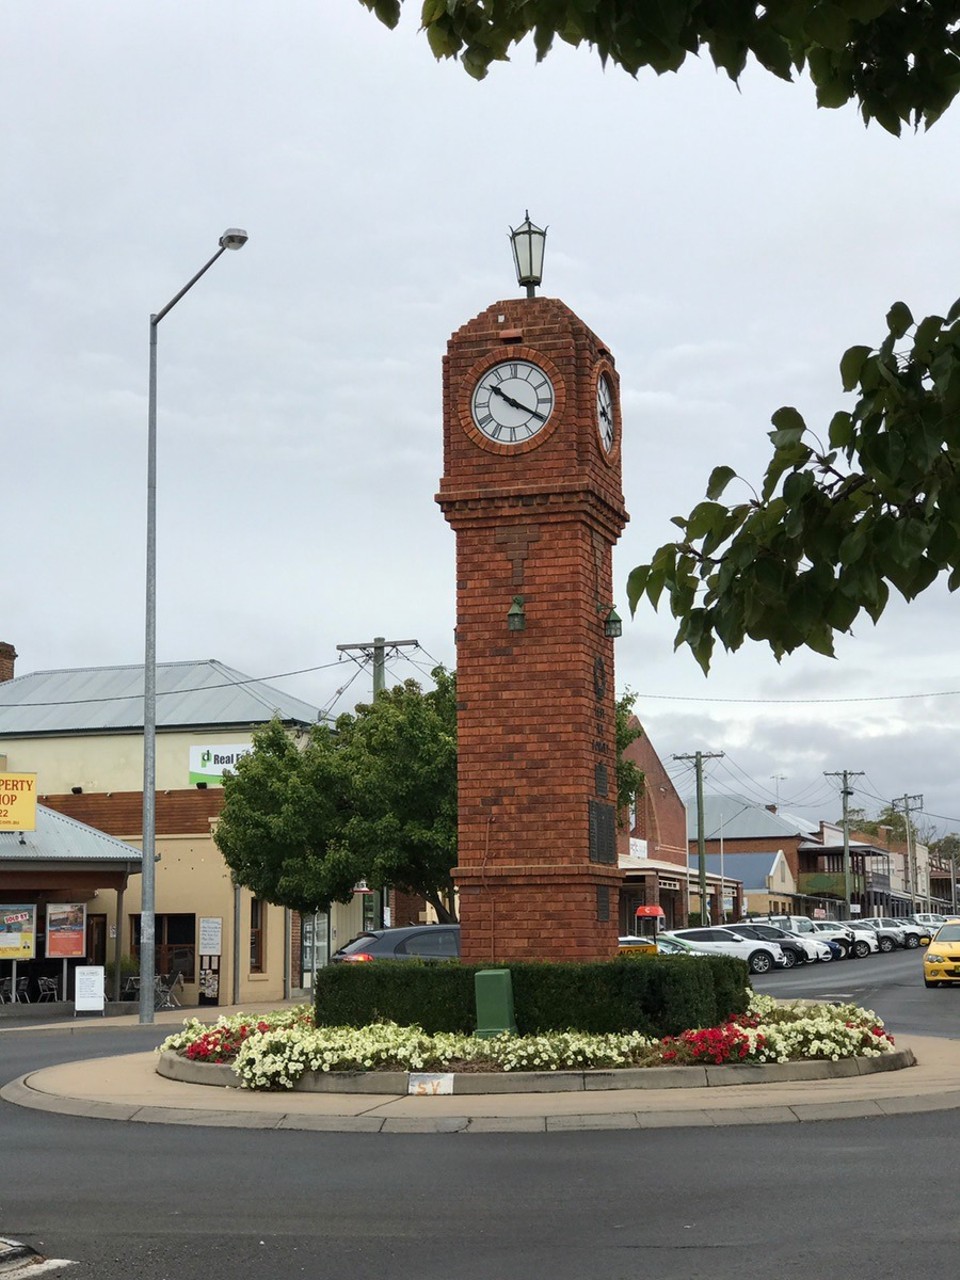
<box><xmin>471</xmin><ymin>360</ymin><xmax>556</xmax><ymax>445</ymax></box>
<box><xmin>596</xmin><ymin>372</ymin><xmax>615</xmax><ymax>453</ymax></box>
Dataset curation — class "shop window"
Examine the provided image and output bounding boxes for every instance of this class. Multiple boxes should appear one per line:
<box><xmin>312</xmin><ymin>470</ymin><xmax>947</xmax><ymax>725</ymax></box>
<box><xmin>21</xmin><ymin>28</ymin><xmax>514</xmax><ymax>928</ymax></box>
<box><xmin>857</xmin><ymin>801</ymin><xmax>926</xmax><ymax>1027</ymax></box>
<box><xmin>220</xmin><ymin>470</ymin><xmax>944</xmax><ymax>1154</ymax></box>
<box><xmin>250</xmin><ymin>899</ymin><xmax>265</xmax><ymax>973</ymax></box>
<box><xmin>131</xmin><ymin>914</ymin><xmax>196</xmax><ymax>982</ymax></box>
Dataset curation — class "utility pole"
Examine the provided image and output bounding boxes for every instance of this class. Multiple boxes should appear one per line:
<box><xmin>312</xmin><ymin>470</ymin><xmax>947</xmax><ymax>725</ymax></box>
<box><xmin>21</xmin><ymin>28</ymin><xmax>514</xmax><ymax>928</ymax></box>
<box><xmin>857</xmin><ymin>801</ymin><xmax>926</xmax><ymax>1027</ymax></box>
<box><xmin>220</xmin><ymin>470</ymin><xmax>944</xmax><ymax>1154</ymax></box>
<box><xmin>336</xmin><ymin>636</ymin><xmax>419</xmax><ymax>697</ymax></box>
<box><xmin>893</xmin><ymin>793</ymin><xmax>923</xmax><ymax>910</ymax></box>
<box><xmin>335</xmin><ymin>636</ymin><xmax>419</xmax><ymax>929</ymax></box>
<box><xmin>824</xmin><ymin>770</ymin><xmax>863</xmax><ymax>920</ymax></box>
<box><xmin>674</xmin><ymin>750</ymin><xmax>724</xmax><ymax>924</ymax></box>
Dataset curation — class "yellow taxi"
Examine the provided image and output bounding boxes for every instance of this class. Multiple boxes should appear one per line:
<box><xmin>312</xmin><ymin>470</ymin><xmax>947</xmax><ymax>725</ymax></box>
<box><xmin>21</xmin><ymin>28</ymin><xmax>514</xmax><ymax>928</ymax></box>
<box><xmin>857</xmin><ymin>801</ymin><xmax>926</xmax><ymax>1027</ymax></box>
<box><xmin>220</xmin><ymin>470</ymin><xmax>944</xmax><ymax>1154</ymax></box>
<box><xmin>923</xmin><ymin>921</ymin><xmax>960</xmax><ymax>988</ymax></box>
<box><xmin>617</xmin><ymin>935</ymin><xmax>657</xmax><ymax>956</ymax></box>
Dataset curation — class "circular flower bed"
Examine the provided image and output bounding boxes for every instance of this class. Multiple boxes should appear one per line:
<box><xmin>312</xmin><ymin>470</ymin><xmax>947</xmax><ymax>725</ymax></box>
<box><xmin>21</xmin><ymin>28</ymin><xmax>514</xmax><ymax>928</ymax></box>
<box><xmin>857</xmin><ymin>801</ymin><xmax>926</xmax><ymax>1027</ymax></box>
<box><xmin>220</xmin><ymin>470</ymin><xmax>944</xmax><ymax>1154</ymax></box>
<box><xmin>158</xmin><ymin>994</ymin><xmax>896</xmax><ymax>1092</ymax></box>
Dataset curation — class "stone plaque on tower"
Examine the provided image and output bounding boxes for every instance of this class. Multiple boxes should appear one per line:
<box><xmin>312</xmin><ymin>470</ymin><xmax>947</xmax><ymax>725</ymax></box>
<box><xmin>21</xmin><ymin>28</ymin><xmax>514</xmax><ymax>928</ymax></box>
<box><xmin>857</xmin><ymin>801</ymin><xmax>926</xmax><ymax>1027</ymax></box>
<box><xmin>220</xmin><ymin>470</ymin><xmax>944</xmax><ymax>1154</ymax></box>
<box><xmin>436</xmin><ymin>219</ymin><xmax>629</xmax><ymax>963</ymax></box>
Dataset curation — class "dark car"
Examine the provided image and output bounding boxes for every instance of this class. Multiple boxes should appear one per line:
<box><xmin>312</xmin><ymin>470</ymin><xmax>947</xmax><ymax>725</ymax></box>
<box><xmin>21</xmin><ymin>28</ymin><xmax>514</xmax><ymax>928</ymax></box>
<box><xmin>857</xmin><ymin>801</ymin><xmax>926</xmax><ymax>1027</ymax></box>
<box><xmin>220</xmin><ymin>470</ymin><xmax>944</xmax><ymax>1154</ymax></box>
<box><xmin>723</xmin><ymin>924</ymin><xmax>808</xmax><ymax>969</ymax></box>
<box><xmin>331</xmin><ymin>924</ymin><xmax>460</xmax><ymax>963</ymax></box>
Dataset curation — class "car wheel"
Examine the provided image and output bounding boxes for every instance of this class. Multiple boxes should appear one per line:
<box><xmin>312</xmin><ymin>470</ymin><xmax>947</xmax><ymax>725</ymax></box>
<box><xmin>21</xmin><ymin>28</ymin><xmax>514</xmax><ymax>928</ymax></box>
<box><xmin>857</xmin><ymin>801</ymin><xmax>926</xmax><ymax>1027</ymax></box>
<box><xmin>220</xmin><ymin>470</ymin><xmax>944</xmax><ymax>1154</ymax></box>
<box><xmin>853</xmin><ymin>940</ymin><xmax>870</xmax><ymax>958</ymax></box>
<box><xmin>819</xmin><ymin>950</ymin><xmax>833</xmax><ymax>962</ymax></box>
<box><xmin>924</xmin><ymin>979</ymin><xmax>938</xmax><ymax>988</ymax></box>
<box><xmin>906</xmin><ymin>935</ymin><xmax>920</xmax><ymax>949</ymax></box>
<box><xmin>781</xmin><ymin>949</ymin><xmax>797</xmax><ymax>969</ymax></box>
<box><xmin>748</xmin><ymin>950</ymin><xmax>774</xmax><ymax>974</ymax></box>
<box><xmin>879</xmin><ymin>936</ymin><xmax>895</xmax><ymax>953</ymax></box>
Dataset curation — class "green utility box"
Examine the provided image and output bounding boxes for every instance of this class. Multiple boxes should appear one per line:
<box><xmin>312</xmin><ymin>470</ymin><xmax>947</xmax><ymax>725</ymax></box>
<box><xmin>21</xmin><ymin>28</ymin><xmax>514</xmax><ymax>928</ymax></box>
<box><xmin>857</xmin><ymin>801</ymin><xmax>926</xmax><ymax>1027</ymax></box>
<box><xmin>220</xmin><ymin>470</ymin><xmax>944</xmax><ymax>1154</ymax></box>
<box><xmin>474</xmin><ymin>969</ymin><xmax>518</xmax><ymax>1039</ymax></box>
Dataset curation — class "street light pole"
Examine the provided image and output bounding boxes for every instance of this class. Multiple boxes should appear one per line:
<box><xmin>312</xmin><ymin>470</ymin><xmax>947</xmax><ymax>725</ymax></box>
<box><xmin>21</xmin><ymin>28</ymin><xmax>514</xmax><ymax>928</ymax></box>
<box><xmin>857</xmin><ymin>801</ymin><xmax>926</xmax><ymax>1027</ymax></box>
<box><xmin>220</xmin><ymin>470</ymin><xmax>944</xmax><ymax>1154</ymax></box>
<box><xmin>140</xmin><ymin>229</ymin><xmax>248</xmax><ymax>1025</ymax></box>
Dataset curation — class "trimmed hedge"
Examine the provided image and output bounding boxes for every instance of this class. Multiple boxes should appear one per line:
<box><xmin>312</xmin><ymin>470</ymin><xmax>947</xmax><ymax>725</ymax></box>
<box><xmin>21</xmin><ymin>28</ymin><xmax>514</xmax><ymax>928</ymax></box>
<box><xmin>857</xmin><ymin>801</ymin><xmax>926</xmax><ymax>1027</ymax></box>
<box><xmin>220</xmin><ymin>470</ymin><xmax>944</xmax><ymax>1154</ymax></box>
<box><xmin>314</xmin><ymin>955</ymin><xmax>750</xmax><ymax>1038</ymax></box>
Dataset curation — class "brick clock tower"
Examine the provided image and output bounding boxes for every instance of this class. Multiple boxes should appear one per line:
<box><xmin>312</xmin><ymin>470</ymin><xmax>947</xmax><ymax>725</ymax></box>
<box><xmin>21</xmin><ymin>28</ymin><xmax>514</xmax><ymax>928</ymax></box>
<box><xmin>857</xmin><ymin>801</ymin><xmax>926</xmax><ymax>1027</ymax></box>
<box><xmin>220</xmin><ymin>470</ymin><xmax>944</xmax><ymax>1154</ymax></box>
<box><xmin>436</xmin><ymin>245</ymin><xmax>629</xmax><ymax>964</ymax></box>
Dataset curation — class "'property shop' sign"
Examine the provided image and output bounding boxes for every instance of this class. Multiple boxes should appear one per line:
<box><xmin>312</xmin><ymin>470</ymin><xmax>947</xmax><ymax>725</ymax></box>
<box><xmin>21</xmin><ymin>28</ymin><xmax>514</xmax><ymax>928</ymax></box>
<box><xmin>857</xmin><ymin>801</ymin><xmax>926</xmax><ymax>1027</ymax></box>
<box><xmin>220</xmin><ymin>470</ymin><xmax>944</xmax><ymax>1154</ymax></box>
<box><xmin>0</xmin><ymin>773</ymin><xmax>37</xmax><ymax>832</ymax></box>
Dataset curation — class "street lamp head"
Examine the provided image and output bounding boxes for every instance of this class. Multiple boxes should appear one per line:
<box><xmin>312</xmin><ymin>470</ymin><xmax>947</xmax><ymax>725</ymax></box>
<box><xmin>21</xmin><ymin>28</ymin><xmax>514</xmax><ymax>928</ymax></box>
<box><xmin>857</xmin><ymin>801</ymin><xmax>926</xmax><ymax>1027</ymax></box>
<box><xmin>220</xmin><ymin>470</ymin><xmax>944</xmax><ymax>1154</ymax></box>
<box><xmin>509</xmin><ymin>211</ymin><xmax>546</xmax><ymax>299</ymax></box>
<box><xmin>220</xmin><ymin>228</ymin><xmax>249</xmax><ymax>250</ymax></box>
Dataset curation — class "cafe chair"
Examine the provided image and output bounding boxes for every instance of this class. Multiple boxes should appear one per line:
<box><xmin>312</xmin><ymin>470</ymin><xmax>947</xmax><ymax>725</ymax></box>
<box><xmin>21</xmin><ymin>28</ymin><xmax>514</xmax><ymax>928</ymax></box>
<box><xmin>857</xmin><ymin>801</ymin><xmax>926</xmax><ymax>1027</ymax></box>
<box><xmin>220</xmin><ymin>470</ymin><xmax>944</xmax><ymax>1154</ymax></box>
<box><xmin>37</xmin><ymin>976</ymin><xmax>60</xmax><ymax>1002</ymax></box>
<box><xmin>14</xmin><ymin>976</ymin><xmax>31</xmax><ymax>1003</ymax></box>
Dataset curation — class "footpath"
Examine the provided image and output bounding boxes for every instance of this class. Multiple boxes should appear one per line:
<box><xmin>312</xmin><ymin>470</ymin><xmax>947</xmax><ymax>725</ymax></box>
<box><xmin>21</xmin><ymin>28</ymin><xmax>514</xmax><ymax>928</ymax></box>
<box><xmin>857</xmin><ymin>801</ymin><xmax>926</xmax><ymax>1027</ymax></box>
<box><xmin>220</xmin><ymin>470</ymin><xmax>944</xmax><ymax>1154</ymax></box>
<box><xmin>3</xmin><ymin>1002</ymin><xmax>960</xmax><ymax>1133</ymax></box>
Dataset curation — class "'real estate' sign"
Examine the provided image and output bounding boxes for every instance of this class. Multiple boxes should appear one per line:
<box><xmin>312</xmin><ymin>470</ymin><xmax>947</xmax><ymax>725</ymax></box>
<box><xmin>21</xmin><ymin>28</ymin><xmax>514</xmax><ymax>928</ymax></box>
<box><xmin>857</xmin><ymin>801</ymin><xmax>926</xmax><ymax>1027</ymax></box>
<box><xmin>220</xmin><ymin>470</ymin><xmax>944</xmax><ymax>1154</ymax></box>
<box><xmin>0</xmin><ymin>773</ymin><xmax>37</xmax><ymax>831</ymax></box>
<box><xmin>46</xmin><ymin>903</ymin><xmax>87</xmax><ymax>959</ymax></box>
<box><xmin>0</xmin><ymin>905</ymin><xmax>37</xmax><ymax>960</ymax></box>
<box><xmin>188</xmin><ymin>744</ymin><xmax>254</xmax><ymax>786</ymax></box>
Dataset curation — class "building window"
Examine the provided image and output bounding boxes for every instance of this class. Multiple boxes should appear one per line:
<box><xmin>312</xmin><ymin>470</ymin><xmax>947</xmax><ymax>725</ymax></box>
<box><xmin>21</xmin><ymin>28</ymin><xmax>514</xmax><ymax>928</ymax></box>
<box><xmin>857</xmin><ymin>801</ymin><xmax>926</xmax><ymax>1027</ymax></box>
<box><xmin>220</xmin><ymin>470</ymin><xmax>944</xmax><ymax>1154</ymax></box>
<box><xmin>131</xmin><ymin>914</ymin><xmax>196</xmax><ymax>982</ymax></box>
<box><xmin>250</xmin><ymin>899</ymin><xmax>265</xmax><ymax>973</ymax></box>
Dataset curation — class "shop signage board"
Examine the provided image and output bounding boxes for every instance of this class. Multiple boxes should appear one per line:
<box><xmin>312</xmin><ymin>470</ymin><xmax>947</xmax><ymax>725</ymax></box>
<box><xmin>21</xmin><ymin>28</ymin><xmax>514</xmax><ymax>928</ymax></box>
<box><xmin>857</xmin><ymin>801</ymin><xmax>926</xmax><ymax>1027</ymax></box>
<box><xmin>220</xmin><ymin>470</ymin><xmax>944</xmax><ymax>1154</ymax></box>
<box><xmin>0</xmin><ymin>906</ymin><xmax>36</xmax><ymax>960</ymax></box>
<box><xmin>46</xmin><ymin>903</ymin><xmax>87</xmax><ymax>959</ymax></box>
<box><xmin>0</xmin><ymin>773</ymin><xmax>37</xmax><ymax>831</ymax></box>
<box><xmin>188</xmin><ymin>744</ymin><xmax>254</xmax><ymax>785</ymax></box>
<box><xmin>198</xmin><ymin>917</ymin><xmax>222</xmax><ymax>955</ymax></box>
<box><xmin>74</xmin><ymin>966</ymin><xmax>105</xmax><ymax>1015</ymax></box>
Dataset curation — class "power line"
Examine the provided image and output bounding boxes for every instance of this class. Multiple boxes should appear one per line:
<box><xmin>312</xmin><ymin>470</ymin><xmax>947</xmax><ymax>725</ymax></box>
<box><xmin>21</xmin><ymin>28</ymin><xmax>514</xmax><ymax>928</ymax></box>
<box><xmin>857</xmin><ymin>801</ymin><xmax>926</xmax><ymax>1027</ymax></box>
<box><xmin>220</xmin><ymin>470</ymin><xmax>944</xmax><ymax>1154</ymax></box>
<box><xmin>637</xmin><ymin>688</ymin><xmax>960</xmax><ymax>705</ymax></box>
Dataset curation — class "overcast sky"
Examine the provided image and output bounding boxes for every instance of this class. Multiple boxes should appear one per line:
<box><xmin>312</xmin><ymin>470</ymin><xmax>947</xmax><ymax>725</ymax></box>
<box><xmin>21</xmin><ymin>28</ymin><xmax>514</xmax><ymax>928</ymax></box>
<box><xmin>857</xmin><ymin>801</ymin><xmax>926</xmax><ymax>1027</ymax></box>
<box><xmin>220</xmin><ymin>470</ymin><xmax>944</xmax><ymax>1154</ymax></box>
<box><xmin>4</xmin><ymin>2</ymin><xmax>960</xmax><ymax>838</ymax></box>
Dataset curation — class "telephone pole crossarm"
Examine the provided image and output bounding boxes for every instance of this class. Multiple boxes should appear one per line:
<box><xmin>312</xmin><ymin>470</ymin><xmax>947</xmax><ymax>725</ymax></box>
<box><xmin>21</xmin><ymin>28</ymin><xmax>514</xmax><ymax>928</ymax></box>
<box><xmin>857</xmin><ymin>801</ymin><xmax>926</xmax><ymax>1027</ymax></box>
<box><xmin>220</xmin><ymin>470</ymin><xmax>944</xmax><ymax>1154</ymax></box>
<box><xmin>336</xmin><ymin>637</ymin><xmax>419</xmax><ymax>696</ymax></box>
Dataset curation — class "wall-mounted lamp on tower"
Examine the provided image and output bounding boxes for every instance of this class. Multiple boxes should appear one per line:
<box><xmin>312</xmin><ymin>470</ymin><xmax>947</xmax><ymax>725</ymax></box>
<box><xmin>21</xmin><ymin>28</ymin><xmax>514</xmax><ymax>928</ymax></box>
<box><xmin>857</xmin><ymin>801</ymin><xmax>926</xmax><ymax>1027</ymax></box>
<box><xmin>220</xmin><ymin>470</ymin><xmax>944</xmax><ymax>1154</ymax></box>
<box><xmin>601</xmin><ymin>605</ymin><xmax>622</xmax><ymax>638</ymax></box>
<box><xmin>507</xmin><ymin>596</ymin><xmax>527</xmax><ymax>632</ymax></box>
<box><xmin>509</xmin><ymin>211</ymin><xmax>546</xmax><ymax>299</ymax></box>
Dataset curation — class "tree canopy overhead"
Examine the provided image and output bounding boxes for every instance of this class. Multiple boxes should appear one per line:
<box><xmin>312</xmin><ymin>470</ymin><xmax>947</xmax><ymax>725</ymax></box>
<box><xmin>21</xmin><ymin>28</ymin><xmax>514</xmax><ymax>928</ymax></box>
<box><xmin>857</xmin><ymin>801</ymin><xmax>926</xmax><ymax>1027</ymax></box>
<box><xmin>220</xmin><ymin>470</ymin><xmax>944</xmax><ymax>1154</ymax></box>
<box><xmin>360</xmin><ymin>0</ymin><xmax>960</xmax><ymax>134</ymax></box>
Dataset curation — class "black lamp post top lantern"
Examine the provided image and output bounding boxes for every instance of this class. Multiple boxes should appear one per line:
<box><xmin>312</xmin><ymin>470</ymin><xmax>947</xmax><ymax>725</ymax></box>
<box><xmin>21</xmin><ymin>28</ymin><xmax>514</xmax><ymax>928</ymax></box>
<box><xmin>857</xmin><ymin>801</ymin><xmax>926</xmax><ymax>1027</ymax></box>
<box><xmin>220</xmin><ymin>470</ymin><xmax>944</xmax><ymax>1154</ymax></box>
<box><xmin>509</xmin><ymin>211</ymin><xmax>546</xmax><ymax>298</ymax></box>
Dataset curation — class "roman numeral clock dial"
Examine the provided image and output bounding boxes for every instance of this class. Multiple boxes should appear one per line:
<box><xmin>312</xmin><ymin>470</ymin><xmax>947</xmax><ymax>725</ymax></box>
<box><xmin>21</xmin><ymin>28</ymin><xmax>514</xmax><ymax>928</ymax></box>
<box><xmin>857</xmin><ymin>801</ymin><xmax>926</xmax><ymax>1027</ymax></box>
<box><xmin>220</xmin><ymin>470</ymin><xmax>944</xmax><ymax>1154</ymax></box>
<box><xmin>470</xmin><ymin>359</ymin><xmax>556</xmax><ymax>444</ymax></box>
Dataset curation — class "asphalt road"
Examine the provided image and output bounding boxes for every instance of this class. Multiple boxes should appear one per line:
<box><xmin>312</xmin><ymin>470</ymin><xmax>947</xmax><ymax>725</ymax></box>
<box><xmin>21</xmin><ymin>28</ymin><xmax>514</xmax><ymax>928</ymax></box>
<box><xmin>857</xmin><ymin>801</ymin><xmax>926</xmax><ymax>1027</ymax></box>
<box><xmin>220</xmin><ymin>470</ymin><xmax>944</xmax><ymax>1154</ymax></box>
<box><xmin>3</xmin><ymin>949</ymin><xmax>957</xmax><ymax>1280</ymax></box>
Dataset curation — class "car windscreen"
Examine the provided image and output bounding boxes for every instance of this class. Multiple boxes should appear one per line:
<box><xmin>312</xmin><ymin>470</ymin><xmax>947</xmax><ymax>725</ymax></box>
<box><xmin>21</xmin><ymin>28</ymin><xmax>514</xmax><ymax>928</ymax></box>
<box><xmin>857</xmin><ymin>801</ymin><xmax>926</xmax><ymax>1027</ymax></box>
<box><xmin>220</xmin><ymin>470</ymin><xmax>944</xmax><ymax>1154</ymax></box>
<box><xmin>934</xmin><ymin>926</ymin><xmax>960</xmax><ymax>942</ymax></box>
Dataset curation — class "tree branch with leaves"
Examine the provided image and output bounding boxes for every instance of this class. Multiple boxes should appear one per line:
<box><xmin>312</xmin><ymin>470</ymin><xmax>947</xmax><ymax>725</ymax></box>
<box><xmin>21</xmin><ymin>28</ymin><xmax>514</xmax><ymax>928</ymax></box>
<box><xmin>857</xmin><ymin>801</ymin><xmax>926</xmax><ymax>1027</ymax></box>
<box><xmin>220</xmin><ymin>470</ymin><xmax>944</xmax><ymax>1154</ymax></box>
<box><xmin>360</xmin><ymin>0</ymin><xmax>960</xmax><ymax>135</ymax></box>
<box><xmin>627</xmin><ymin>297</ymin><xmax>960</xmax><ymax>670</ymax></box>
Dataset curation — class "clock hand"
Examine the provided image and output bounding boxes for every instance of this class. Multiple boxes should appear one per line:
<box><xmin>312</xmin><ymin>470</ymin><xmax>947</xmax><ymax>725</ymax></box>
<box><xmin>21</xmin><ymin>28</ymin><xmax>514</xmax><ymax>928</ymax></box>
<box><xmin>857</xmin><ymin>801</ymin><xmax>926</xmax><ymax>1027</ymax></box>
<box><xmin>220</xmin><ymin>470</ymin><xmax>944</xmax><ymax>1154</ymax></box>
<box><xmin>490</xmin><ymin>384</ymin><xmax>547</xmax><ymax>421</ymax></box>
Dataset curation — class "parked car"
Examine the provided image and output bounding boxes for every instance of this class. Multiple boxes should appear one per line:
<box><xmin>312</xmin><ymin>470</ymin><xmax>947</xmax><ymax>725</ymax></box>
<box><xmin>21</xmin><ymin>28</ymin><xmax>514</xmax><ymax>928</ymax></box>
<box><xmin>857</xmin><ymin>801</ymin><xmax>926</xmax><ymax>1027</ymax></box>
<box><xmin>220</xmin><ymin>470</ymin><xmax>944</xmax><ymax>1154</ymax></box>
<box><xmin>922</xmin><ymin>921</ymin><xmax>960</xmax><ymax>987</ymax></box>
<box><xmin>665</xmin><ymin>927</ymin><xmax>787</xmax><ymax>974</ymax></box>
<box><xmin>809</xmin><ymin>920</ymin><xmax>879</xmax><ymax>958</ymax></box>
<box><xmin>912</xmin><ymin>912</ymin><xmax>950</xmax><ymax>936</ymax></box>
<box><xmin>331</xmin><ymin>924</ymin><xmax>460</xmax><ymax>962</ymax></box>
<box><xmin>723</xmin><ymin>923</ymin><xmax>825</xmax><ymax>967</ymax></box>
<box><xmin>850</xmin><ymin>920</ymin><xmax>905</xmax><ymax>952</ymax></box>
<box><xmin>618</xmin><ymin>935</ymin><xmax>657</xmax><ymax>955</ymax></box>
<box><xmin>655</xmin><ymin>934</ymin><xmax>708</xmax><ymax>956</ymax></box>
<box><xmin>858</xmin><ymin>916</ymin><xmax>926</xmax><ymax>948</ymax></box>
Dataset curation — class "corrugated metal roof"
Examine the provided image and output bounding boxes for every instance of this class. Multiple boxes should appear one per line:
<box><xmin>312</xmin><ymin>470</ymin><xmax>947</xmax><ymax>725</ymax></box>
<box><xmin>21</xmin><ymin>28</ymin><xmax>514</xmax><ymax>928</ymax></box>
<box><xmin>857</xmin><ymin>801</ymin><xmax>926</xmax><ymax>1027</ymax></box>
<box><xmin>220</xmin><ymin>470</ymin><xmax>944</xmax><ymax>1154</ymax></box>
<box><xmin>0</xmin><ymin>660</ymin><xmax>322</xmax><ymax>736</ymax></box>
<box><xmin>0</xmin><ymin>804</ymin><xmax>142</xmax><ymax>863</ymax></box>
<box><xmin>685</xmin><ymin>793</ymin><xmax>819</xmax><ymax>841</ymax></box>
<box><xmin>694</xmin><ymin>852</ymin><xmax>782</xmax><ymax>890</ymax></box>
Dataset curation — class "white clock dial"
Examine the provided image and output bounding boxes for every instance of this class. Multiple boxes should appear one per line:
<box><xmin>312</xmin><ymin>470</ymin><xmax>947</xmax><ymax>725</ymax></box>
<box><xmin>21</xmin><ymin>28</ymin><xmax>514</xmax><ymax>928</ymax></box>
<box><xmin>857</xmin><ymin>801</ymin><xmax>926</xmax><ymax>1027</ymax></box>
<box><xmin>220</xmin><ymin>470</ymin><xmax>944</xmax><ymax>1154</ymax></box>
<box><xmin>597</xmin><ymin>372</ymin><xmax>615</xmax><ymax>453</ymax></box>
<box><xmin>471</xmin><ymin>360</ymin><xmax>556</xmax><ymax>444</ymax></box>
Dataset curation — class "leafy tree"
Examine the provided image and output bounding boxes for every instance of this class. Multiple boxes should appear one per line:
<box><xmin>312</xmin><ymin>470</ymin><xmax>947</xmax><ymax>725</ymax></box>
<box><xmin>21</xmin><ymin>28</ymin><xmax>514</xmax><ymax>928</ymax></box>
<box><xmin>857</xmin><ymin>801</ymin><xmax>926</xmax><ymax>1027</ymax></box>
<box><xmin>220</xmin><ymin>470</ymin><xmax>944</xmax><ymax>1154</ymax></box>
<box><xmin>214</xmin><ymin>670</ymin><xmax>459</xmax><ymax>921</ymax></box>
<box><xmin>628</xmin><ymin>299</ymin><xmax>960</xmax><ymax>671</ymax></box>
<box><xmin>615</xmin><ymin>689</ymin><xmax>645</xmax><ymax>822</ymax></box>
<box><xmin>214</xmin><ymin>718</ymin><xmax>360</xmax><ymax>913</ymax></box>
<box><xmin>340</xmin><ymin>668</ymin><xmax>459</xmax><ymax>923</ymax></box>
<box><xmin>848</xmin><ymin>802</ymin><xmax>937</xmax><ymax>847</ymax></box>
<box><xmin>360</xmin><ymin>0</ymin><xmax>960</xmax><ymax>135</ymax></box>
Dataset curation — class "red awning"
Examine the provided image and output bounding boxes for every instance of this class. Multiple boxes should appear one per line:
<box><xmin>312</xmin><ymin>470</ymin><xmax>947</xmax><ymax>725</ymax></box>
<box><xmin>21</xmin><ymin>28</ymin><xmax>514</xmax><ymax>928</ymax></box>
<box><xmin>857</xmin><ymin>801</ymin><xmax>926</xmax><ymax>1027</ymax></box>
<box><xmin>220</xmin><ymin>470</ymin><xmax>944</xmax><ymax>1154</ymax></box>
<box><xmin>635</xmin><ymin>905</ymin><xmax>665</xmax><ymax>918</ymax></box>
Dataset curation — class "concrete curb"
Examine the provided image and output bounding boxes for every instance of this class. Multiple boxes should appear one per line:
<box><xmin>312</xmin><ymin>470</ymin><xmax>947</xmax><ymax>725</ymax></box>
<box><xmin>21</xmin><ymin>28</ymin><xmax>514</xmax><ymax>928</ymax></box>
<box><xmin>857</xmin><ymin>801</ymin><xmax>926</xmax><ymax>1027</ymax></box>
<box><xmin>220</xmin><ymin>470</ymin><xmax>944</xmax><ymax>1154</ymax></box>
<box><xmin>155</xmin><ymin>1046</ymin><xmax>918</xmax><ymax>1094</ymax></box>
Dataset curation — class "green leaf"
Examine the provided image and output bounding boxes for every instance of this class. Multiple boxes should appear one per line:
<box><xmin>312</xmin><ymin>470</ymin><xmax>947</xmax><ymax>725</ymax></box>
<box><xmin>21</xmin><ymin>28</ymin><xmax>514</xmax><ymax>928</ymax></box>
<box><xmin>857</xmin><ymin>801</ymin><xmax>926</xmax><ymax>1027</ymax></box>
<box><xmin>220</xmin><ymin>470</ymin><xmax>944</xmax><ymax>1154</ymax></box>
<box><xmin>840</xmin><ymin>345</ymin><xmax>873</xmax><ymax>392</ymax></box>
<box><xmin>886</xmin><ymin>301</ymin><xmax>914</xmax><ymax>339</ymax></box>
<box><xmin>806</xmin><ymin>4</ymin><xmax>852</xmax><ymax>51</ymax></box>
<box><xmin>706</xmin><ymin>465</ymin><xmax>737</xmax><ymax>500</ymax></box>
<box><xmin>769</xmin><ymin>405</ymin><xmax>807</xmax><ymax>444</ymax></box>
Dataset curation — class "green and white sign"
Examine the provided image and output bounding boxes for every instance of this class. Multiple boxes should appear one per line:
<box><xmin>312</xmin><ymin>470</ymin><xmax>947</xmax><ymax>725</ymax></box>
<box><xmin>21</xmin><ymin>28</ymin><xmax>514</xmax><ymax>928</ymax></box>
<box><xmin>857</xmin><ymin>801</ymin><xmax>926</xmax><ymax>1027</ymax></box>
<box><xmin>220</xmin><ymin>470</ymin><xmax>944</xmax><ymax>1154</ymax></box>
<box><xmin>189</xmin><ymin>743</ymin><xmax>254</xmax><ymax>785</ymax></box>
